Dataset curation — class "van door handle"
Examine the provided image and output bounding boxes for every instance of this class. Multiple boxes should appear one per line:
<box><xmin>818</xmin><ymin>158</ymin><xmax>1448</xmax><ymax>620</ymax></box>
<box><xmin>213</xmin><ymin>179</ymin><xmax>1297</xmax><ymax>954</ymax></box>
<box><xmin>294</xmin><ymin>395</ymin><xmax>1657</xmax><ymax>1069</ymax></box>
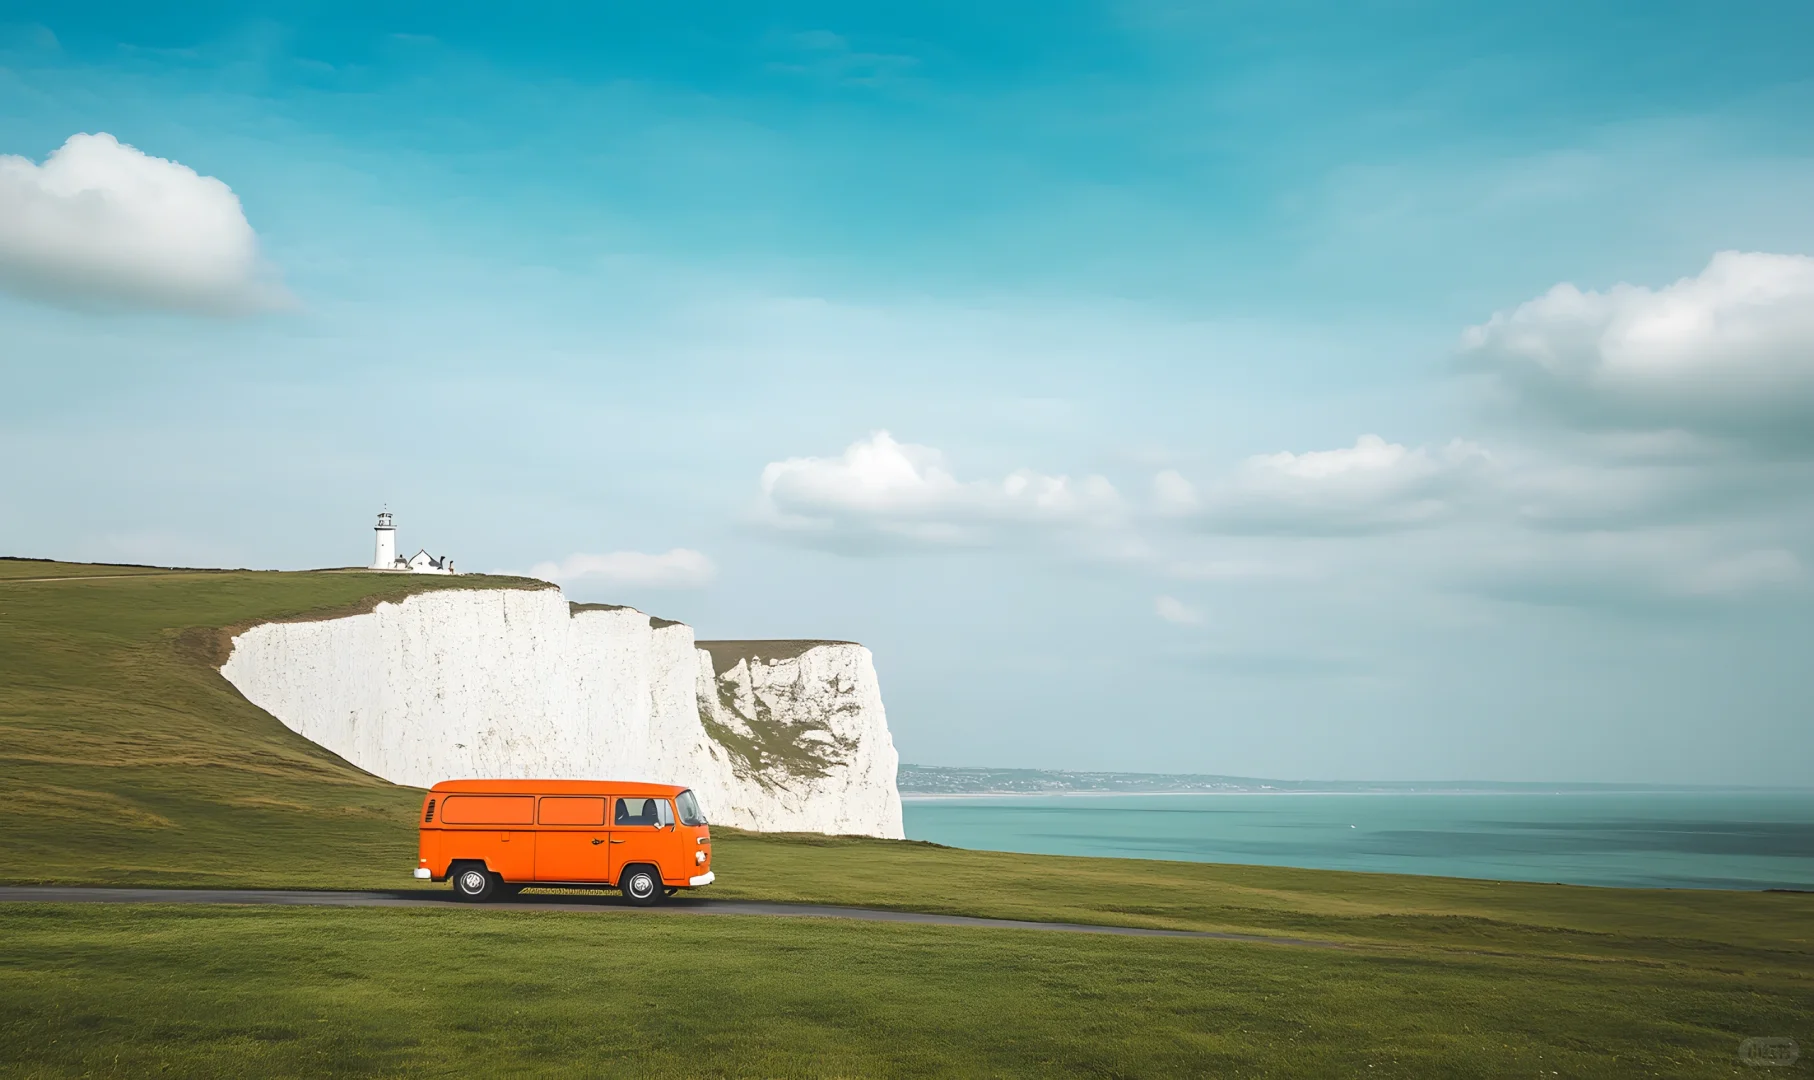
<box><xmin>609</xmin><ymin>839</ymin><xmax>625</xmax><ymax>844</ymax></box>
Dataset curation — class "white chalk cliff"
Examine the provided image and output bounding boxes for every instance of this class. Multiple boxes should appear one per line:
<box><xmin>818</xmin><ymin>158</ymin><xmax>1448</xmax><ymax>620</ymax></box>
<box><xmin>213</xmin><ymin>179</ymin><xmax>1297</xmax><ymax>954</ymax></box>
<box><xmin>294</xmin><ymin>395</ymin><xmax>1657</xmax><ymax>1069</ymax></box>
<box><xmin>219</xmin><ymin>587</ymin><xmax>903</xmax><ymax>838</ymax></box>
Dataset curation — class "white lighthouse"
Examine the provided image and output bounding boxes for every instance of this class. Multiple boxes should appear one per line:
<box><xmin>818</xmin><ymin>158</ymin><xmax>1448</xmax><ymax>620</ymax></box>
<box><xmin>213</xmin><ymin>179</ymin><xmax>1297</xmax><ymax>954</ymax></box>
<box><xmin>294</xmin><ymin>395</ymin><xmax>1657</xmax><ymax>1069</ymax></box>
<box><xmin>367</xmin><ymin>510</ymin><xmax>456</xmax><ymax>574</ymax></box>
<box><xmin>371</xmin><ymin>511</ymin><xmax>397</xmax><ymax>570</ymax></box>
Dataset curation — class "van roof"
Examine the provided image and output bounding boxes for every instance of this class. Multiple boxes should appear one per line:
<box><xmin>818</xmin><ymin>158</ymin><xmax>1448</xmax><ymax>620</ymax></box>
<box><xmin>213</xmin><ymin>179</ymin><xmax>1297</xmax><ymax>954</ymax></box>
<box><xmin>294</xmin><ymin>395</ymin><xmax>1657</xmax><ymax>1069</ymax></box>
<box><xmin>427</xmin><ymin>779</ymin><xmax>690</xmax><ymax>797</ymax></box>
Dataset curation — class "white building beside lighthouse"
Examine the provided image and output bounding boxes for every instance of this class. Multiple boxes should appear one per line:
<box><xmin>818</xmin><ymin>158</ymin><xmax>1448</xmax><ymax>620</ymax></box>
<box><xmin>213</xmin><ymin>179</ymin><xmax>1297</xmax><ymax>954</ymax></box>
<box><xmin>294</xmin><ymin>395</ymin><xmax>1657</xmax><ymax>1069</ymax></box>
<box><xmin>369</xmin><ymin>511</ymin><xmax>456</xmax><ymax>574</ymax></box>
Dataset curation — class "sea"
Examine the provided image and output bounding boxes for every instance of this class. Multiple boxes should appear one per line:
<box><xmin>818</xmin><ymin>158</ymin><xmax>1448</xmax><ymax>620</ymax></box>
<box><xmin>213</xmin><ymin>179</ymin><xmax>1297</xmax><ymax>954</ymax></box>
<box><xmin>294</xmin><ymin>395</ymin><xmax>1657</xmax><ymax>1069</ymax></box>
<box><xmin>900</xmin><ymin>790</ymin><xmax>1814</xmax><ymax>890</ymax></box>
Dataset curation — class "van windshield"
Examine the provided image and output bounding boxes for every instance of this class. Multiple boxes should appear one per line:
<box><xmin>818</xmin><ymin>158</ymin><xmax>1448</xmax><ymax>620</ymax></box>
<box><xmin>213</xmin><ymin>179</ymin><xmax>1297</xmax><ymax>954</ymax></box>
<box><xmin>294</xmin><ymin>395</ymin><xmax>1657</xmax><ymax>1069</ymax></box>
<box><xmin>676</xmin><ymin>789</ymin><xmax>706</xmax><ymax>826</ymax></box>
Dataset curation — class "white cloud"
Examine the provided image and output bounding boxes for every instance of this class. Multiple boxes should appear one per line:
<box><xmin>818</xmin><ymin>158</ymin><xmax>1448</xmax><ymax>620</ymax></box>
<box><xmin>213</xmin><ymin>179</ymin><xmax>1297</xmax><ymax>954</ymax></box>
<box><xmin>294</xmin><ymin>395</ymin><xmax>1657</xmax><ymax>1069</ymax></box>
<box><xmin>0</xmin><ymin>132</ymin><xmax>290</xmax><ymax>313</ymax></box>
<box><xmin>1160</xmin><ymin>435</ymin><xmax>1492</xmax><ymax>535</ymax></box>
<box><xmin>1165</xmin><ymin>558</ymin><xmax>1314</xmax><ymax>582</ymax></box>
<box><xmin>1500</xmin><ymin>451</ymin><xmax>1802</xmax><ymax>532</ymax></box>
<box><xmin>760</xmin><ymin>431</ymin><xmax>1121</xmax><ymax>547</ymax></box>
<box><xmin>1469</xmin><ymin>533</ymin><xmax>1806</xmax><ymax>609</ymax></box>
<box><xmin>1462</xmin><ymin>251</ymin><xmax>1814</xmax><ymax>445</ymax></box>
<box><xmin>1152</xmin><ymin>469</ymin><xmax>1199</xmax><ymax>513</ymax></box>
<box><xmin>1154</xmin><ymin>595</ymin><xmax>1204</xmax><ymax>625</ymax></box>
<box><xmin>1681</xmin><ymin>548</ymin><xmax>1805</xmax><ymax>597</ymax></box>
<box><xmin>527</xmin><ymin>548</ymin><xmax>716</xmax><ymax>589</ymax></box>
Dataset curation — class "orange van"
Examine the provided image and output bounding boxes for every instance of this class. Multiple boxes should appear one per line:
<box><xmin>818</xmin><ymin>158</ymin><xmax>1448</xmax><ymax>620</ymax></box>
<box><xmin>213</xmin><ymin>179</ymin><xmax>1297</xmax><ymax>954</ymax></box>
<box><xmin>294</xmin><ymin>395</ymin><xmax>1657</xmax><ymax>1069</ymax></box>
<box><xmin>414</xmin><ymin>779</ymin><xmax>713</xmax><ymax>904</ymax></box>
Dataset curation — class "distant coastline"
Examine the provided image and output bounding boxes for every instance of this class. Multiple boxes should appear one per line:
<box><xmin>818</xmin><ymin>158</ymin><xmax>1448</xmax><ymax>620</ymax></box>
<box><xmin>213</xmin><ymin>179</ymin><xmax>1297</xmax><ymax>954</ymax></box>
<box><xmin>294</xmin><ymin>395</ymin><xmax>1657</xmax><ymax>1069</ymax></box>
<box><xmin>898</xmin><ymin>789</ymin><xmax>1776</xmax><ymax>801</ymax></box>
<box><xmin>897</xmin><ymin>764</ymin><xmax>1801</xmax><ymax>798</ymax></box>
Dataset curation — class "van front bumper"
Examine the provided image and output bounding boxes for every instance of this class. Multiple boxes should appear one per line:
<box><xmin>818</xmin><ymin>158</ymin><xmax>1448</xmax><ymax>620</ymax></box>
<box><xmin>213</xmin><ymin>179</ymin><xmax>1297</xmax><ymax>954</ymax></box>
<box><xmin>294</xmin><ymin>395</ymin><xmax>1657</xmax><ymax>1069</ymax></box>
<box><xmin>688</xmin><ymin>871</ymin><xmax>715</xmax><ymax>887</ymax></box>
<box><xmin>414</xmin><ymin>868</ymin><xmax>432</xmax><ymax>879</ymax></box>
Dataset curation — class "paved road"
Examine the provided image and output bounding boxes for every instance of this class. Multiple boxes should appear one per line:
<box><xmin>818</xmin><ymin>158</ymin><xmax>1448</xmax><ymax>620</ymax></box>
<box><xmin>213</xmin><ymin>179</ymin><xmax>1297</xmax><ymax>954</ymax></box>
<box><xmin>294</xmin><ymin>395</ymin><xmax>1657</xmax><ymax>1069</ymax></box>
<box><xmin>0</xmin><ymin>886</ymin><xmax>1342</xmax><ymax>947</ymax></box>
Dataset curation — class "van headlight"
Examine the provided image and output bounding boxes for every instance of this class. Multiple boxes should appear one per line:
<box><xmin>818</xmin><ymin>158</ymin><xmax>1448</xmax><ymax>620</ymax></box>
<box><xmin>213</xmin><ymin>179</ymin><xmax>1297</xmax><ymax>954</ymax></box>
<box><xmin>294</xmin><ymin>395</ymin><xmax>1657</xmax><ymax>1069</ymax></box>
<box><xmin>696</xmin><ymin>850</ymin><xmax>707</xmax><ymax>865</ymax></box>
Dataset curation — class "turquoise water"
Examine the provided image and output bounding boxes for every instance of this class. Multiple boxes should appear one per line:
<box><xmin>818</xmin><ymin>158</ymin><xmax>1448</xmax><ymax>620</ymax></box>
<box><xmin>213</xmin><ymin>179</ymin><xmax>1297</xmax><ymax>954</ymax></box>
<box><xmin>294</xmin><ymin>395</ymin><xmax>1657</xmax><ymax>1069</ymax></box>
<box><xmin>901</xmin><ymin>791</ymin><xmax>1814</xmax><ymax>890</ymax></box>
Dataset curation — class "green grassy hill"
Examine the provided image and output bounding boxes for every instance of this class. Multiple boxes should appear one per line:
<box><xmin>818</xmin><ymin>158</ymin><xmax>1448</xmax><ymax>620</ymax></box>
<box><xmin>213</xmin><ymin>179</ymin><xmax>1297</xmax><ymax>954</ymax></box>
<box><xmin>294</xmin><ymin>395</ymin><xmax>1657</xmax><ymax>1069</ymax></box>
<box><xmin>0</xmin><ymin>557</ymin><xmax>542</xmax><ymax>888</ymax></box>
<box><xmin>2</xmin><ymin>557</ymin><xmax>1810</xmax><ymax>1077</ymax></box>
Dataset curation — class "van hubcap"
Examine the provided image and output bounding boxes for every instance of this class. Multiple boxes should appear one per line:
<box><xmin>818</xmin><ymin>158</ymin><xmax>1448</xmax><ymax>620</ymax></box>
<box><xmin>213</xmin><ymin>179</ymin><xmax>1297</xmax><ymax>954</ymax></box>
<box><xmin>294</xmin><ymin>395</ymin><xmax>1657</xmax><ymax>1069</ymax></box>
<box><xmin>460</xmin><ymin>871</ymin><xmax>487</xmax><ymax>893</ymax></box>
<box><xmin>629</xmin><ymin>873</ymin><xmax>653</xmax><ymax>897</ymax></box>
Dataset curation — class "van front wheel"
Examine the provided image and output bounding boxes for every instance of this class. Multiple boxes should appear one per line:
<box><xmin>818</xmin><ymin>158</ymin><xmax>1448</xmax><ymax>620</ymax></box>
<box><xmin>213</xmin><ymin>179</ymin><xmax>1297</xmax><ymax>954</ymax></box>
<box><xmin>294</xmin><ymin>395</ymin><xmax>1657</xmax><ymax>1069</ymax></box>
<box><xmin>620</xmin><ymin>866</ymin><xmax>663</xmax><ymax>907</ymax></box>
<box><xmin>452</xmin><ymin>865</ymin><xmax>498</xmax><ymax>903</ymax></box>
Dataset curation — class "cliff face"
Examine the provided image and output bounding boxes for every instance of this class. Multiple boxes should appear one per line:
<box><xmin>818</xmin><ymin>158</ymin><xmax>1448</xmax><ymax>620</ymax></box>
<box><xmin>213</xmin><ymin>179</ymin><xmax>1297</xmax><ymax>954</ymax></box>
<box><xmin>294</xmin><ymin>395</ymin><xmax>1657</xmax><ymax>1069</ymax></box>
<box><xmin>218</xmin><ymin>587</ymin><xmax>903</xmax><ymax>838</ymax></box>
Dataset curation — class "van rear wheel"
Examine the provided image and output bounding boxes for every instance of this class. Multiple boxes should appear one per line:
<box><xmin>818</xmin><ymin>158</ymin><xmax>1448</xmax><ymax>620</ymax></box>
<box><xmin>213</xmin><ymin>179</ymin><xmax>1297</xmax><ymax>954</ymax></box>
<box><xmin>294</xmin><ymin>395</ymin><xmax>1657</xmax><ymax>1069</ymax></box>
<box><xmin>620</xmin><ymin>865</ymin><xmax>663</xmax><ymax>907</ymax></box>
<box><xmin>452</xmin><ymin>864</ymin><xmax>498</xmax><ymax>902</ymax></box>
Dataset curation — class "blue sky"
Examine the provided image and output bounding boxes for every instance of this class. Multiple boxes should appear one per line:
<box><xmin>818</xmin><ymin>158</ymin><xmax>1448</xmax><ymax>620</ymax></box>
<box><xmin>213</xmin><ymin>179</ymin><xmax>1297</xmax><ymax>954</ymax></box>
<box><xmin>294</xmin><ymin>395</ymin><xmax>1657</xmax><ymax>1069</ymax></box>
<box><xmin>4</xmin><ymin>1</ymin><xmax>1812</xmax><ymax>784</ymax></box>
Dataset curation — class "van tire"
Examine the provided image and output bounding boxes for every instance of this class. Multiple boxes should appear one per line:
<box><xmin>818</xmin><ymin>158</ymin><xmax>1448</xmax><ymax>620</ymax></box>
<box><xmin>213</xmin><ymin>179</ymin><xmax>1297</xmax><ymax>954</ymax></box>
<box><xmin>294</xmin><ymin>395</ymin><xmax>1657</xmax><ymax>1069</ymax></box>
<box><xmin>451</xmin><ymin>864</ymin><xmax>498</xmax><ymax>903</ymax></box>
<box><xmin>620</xmin><ymin>865</ymin><xmax>663</xmax><ymax>906</ymax></box>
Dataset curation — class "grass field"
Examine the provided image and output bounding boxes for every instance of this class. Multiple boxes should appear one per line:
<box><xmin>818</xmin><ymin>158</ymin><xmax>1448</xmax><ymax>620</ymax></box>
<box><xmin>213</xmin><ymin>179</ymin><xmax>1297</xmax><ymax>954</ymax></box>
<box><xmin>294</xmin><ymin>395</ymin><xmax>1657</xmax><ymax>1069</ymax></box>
<box><xmin>1</xmin><ymin>557</ymin><xmax>1809</xmax><ymax>1076</ymax></box>
<box><xmin>1</xmin><ymin>904</ymin><xmax>1804</xmax><ymax>1079</ymax></box>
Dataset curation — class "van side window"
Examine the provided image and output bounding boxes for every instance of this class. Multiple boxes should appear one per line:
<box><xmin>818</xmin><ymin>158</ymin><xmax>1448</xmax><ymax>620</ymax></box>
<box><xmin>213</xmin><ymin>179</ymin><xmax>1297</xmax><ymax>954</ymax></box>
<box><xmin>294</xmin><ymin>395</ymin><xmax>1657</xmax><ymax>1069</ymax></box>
<box><xmin>614</xmin><ymin>797</ymin><xmax>661</xmax><ymax>826</ymax></box>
